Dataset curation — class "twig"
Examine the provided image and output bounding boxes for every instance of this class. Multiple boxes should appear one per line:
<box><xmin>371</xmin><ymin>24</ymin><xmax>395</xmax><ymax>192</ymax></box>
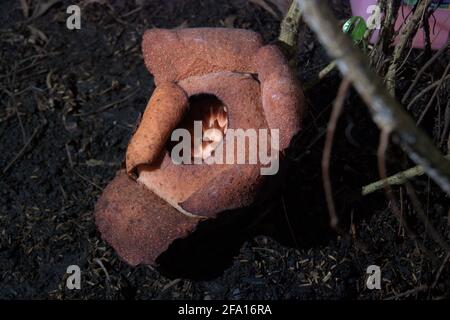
<box><xmin>322</xmin><ymin>78</ymin><xmax>351</xmax><ymax>229</ymax></box>
<box><xmin>121</xmin><ymin>6</ymin><xmax>143</xmax><ymax>19</ymax></box>
<box><xmin>158</xmin><ymin>279</ymin><xmax>181</xmax><ymax>297</ymax></box>
<box><xmin>431</xmin><ymin>252</ymin><xmax>450</xmax><ymax>289</ymax></box>
<box><xmin>94</xmin><ymin>258</ymin><xmax>112</xmax><ymax>298</ymax></box>
<box><xmin>2</xmin><ymin>123</ymin><xmax>45</xmax><ymax>175</ymax></box>
<box><xmin>407</xmin><ymin>74</ymin><xmax>450</xmax><ymax>110</ymax></box>
<box><xmin>402</xmin><ymin>33</ymin><xmax>450</xmax><ymax>105</ymax></box>
<box><xmin>377</xmin><ymin>129</ymin><xmax>394</xmax><ymax>194</ymax></box>
<box><xmin>0</xmin><ymin>60</ymin><xmax>46</xmax><ymax>80</ymax></box>
<box><xmin>94</xmin><ymin>258</ymin><xmax>111</xmax><ymax>284</ymax></box>
<box><xmin>304</xmin><ymin>61</ymin><xmax>337</xmax><ymax>90</ymax></box>
<box><xmin>422</xmin><ymin>8</ymin><xmax>432</xmax><ymax>55</ymax></box>
<box><xmin>385</xmin><ymin>0</ymin><xmax>433</xmax><ymax>95</ymax></box>
<box><xmin>65</xmin><ymin>144</ymin><xmax>102</xmax><ymax>190</ymax></box>
<box><xmin>65</xmin><ymin>143</ymin><xmax>74</xmax><ymax>168</ymax></box>
<box><xmin>2</xmin><ymin>126</ymin><xmax>40</xmax><ymax>173</ymax></box>
<box><xmin>250</xmin><ymin>0</ymin><xmax>280</xmax><ymax>19</ymax></box>
<box><xmin>370</xmin><ymin>0</ymin><xmax>401</xmax><ymax>73</ymax></box>
<box><xmin>439</xmin><ymin>99</ymin><xmax>450</xmax><ymax>146</ymax></box>
<box><xmin>281</xmin><ymin>195</ymin><xmax>299</xmax><ymax>248</ymax></box>
<box><xmin>7</xmin><ymin>62</ymin><xmax>27</xmax><ymax>144</ymax></box>
<box><xmin>385</xmin><ymin>284</ymin><xmax>428</xmax><ymax>300</ymax></box>
<box><xmin>73</xmin><ymin>167</ymin><xmax>102</xmax><ymax>191</ymax></box>
<box><xmin>417</xmin><ymin>62</ymin><xmax>450</xmax><ymax>125</ymax></box>
<box><xmin>362</xmin><ymin>154</ymin><xmax>450</xmax><ymax>195</ymax></box>
<box><xmin>378</xmin><ymin>0</ymin><xmax>400</xmax><ymax>52</ymax></box>
<box><xmin>14</xmin><ymin>103</ymin><xmax>27</xmax><ymax>145</ymax></box>
<box><xmin>74</xmin><ymin>89</ymin><xmax>138</xmax><ymax>116</ymax></box>
<box><xmin>376</xmin><ymin>129</ymin><xmax>437</xmax><ymax>262</ymax></box>
<box><xmin>405</xmin><ymin>183</ymin><xmax>450</xmax><ymax>253</ymax></box>
<box><xmin>296</xmin><ymin>0</ymin><xmax>450</xmax><ymax>194</ymax></box>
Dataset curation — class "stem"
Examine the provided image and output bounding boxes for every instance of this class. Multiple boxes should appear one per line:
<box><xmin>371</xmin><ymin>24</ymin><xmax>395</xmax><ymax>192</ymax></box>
<box><xmin>385</xmin><ymin>0</ymin><xmax>433</xmax><ymax>95</ymax></box>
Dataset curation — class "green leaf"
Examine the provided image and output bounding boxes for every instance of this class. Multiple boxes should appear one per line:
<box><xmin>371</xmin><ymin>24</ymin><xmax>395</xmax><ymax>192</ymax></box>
<box><xmin>342</xmin><ymin>16</ymin><xmax>368</xmax><ymax>43</ymax></box>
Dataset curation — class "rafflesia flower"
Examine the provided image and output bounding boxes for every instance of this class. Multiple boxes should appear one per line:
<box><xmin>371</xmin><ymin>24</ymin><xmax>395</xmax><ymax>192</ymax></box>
<box><xmin>95</xmin><ymin>28</ymin><xmax>304</xmax><ymax>266</ymax></box>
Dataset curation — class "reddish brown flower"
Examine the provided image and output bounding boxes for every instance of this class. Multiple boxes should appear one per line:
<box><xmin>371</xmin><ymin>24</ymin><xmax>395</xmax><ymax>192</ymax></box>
<box><xmin>95</xmin><ymin>28</ymin><xmax>304</xmax><ymax>266</ymax></box>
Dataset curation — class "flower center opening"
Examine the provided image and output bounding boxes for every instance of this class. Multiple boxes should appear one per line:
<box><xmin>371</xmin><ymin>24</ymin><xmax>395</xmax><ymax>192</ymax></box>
<box><xmin>168</xmin><ymin>94</ymin><xmax>228</xmax><ymax>161</ymax></box>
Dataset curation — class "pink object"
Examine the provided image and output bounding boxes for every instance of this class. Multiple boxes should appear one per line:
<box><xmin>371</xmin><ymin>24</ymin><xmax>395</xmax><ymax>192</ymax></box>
<box><xmin>350</xmin><ymin>0</ymin><xmax>450</xmax><ymax>50</ymax></box>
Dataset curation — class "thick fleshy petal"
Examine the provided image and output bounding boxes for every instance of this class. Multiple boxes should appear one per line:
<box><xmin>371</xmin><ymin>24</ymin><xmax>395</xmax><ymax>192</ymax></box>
<box><xmin>142</xmin><ymin>28</ymin><xmax>263</xmax><ymax>84</ymax></box>
<box><xmin>95</xmin><ymin>170</ymin><xmax>199</xmax><ymax>266</ymax></box>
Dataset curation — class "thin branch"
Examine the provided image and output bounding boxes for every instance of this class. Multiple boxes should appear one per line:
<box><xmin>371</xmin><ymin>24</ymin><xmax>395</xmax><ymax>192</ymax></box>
<box><xmin>74</xmin><ymin>89</ymin><xmax>138</xmax><ymax>117</ymax></box>
<box><xmin>296</xmin><ymin>0</ymin><xmax>450</xmax><ymax>194</ymax></box>
<box><xmin>281</xmin><ymin>195</ymin><xmax>299</xmax><ymax>248</ymax></box>
<box><xmin>2</xmin><ymin>122</ymin><xmax>46</xmax><ymax>175</ymax></box>
<box><xmin>406</xmin><ymin>74</ymin><xmax>450</xmax><ymax>110</ymax></box>
<box><xmin>379</xmin><ymin>0</ymin><xmax>400</xmax><ymax>51</ymax></box>
<box><xmin>385</xmin><ymin>0</ymin><xmax>433</xmax><ymax>95</ymax></box>
<box><xmin>362</xmin><ymin>154</ymin><xmax>450</xmax><ymax>195</ymax></box>
<box><xmin>439</xmin><ymin>99</ymin><xmax>450</xmax><ymax>146</ymax></box>
<box><xmin>431</xmin><ymin>252</ymin><xmax>450</xmax><ymax>289</ymax></box>
<box><xmin>371</xmin><ymin>0</ymin><xmax>401</xmax><ymax>72</ymax></box>
<box><xmin>385</xmin><ymin>284</ymin><xmax>428</xmax><ymax>300</ymax></box>
<box><xmin>417</xmin><ymin>62</ymin><xmax>450</xmax><ymax>125</ymax></box>
<box><xmin>402</xmin><ymin>32</ymin><xmax>450</xmax><ymax>105</ymax></box>
<box><xmin>304</xmin><ymin>61</ymin><xmax>336</xmax><ymax>90</ymax></box>
<box><xmin>377</xmin><ymin>129</ymin><xmax>438</xmax><ymax>262</ymax></box>
<box><xmin>322</xmin><ymin>78</ymin><xmax>351</xmax><ymax>229</ymax></box>
<box><xmin>405</xmin><ymin>183</ymin><xmax>450</xmax><ymax>253</ymax></box>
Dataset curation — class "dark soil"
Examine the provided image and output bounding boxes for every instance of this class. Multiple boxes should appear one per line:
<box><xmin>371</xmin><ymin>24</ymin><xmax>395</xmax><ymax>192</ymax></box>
<box><xmin>0</xmin><ymin>0</ymin><xmax>449</xmax><ymax>299</ymax></box>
